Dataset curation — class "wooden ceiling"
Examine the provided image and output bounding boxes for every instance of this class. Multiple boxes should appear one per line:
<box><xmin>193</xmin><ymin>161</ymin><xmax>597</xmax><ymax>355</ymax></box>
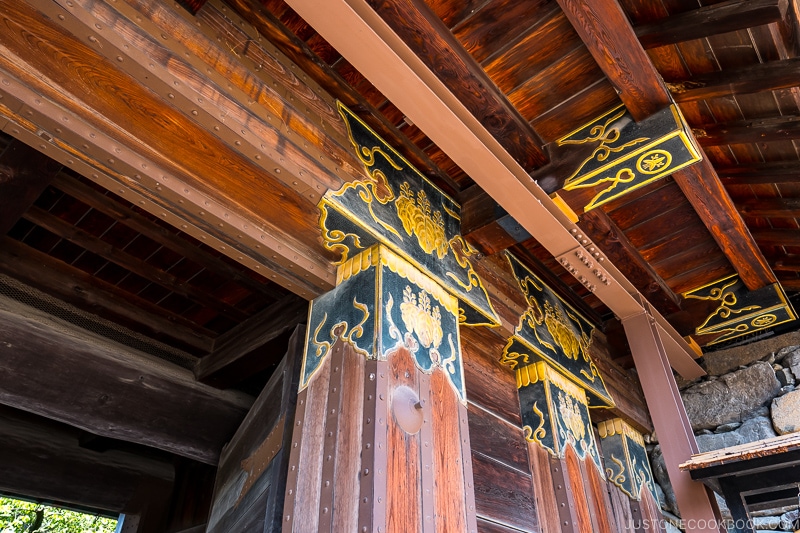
<box><xmin>2</xmin><ymin>0</ymin><xmax>800</xmax><ymax>385</ymax></box>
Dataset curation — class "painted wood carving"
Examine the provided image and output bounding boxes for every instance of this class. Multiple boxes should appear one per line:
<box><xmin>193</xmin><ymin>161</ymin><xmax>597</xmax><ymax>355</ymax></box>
<box><xmin>501</xmin><ymin>252</ymin><xmax>613</xmax><ymax>408</ymax></box>
<box><xmin>302</xmin><ymin>245</ymin><xmax>466</xmax><ymax>401</ymax></box>
<box><xmin>597</xmin><ymin>418</ymin><xmax>658</xmax><ymax>503</ymax></box>
<box><xmin>682</xmin><ymin>274</ymin><xmax>797</xmax><ymax>345</ymax></box>
<box><xmin>559</xmin><ymin>104</ymin><xmax>701</xmax><ymax>211</ymax></box>
<box><xmin>517</xmin><ymin>361</ymin><xmax>602</xmax><ymax>471</ymax></box>
<box><xmin>319</xmin><ymin>102</ymin><xmax>499</xmax><ymax>327</ymax></box>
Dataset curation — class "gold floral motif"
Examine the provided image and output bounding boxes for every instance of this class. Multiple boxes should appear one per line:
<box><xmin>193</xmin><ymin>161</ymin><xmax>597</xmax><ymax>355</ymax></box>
<box><xmin>559</xmin><ymin>393</ymin><xmax>586</xmax><ymax>443</ymax></box>
<box><xmin>543</xmin><ymin>301</ymin><xmax>587</xmax><ymax>361</ymax></box>
<box><xmin>395</xmin><ymin>182</ymin><xmax>448</xmax><ymax>259</ymax></box>
<box><xmin>637</xmin><ymin>149</ymin><xmax>671</xmax><ymax>174</ymax></box>
<box><xmin>400</xmin><ymin>286</ymin><xmax>443</xmax><ymax>350</ymax></box>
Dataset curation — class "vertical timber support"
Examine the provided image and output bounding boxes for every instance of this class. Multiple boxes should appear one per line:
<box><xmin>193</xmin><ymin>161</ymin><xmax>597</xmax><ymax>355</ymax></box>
<box><xmin>282</xmin><ymin>245</ymin><xmax>478</xmax><ymax>532</ymax></box>
<box><xmin>622</xmin><ymin>303</ymin><xmax>722</xmax><ymax>533</ymax></box>
<box><xmin>597</xmin><ymin>418</ymin><xmax>664</xmax><ymax>532</ymax></box>
<box><xmin>283</xmin><ymin>102</ymin><xmax>496</xmax><ymax>532</ymax></box>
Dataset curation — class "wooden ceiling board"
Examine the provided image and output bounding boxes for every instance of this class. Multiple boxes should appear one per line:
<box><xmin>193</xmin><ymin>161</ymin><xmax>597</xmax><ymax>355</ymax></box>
<box><xmin>529</xmin><ymin>80</ymin><xmax>620</xmax><ymax>142</ymax></box>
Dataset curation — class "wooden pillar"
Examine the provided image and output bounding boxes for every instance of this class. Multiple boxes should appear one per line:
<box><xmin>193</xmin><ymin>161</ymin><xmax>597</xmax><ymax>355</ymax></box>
<box><xmin>282</xmin><ymin>245</ymin><xmax>477</xmax><ymax>532</ymax></box>
<box><xmin>622</xmin><ymin>306</ymin><xmax>723</xmax><ymax>533</ymax></box>
<box><xmin>597</xmin><ymin>418</ymin><xmax>665</xmax><ymax>532</ymax></box>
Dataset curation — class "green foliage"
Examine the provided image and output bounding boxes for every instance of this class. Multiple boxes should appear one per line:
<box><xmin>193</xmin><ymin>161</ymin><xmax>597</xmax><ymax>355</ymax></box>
<box><xmin>0</xmin><ymin>497</ymin><xmax>117</xmax><ymax>533</ymax></box>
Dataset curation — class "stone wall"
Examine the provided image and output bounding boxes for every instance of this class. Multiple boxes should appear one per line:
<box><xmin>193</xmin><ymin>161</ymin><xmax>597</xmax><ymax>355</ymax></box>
<box><xmin>646</xmin><ymin>331</ymin><xmax>800</xmax><ymax>531</ymax></box>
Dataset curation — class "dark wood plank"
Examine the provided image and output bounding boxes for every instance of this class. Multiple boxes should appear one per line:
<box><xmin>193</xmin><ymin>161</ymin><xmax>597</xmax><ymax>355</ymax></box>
<box><xmin>0</xmin><ymin>236</ymin><xmax>214</xmax><ymax>352</ymax></box>
<box><xmin>557</xmin><ymin>0</ymin><xmax>776</xmax><ymax>290</ymax></box>
<box><xmin>468</xmin><ymin>402</ymin><xmax>530</xmax><ymax>474</ymax></box>
<box><xmin>697</xmin><ymin>115</ymin><xmax>800</xmax><ymax>146</ymax></box>
<box><xmin>635</xmin><ymin>0</ymin><xmax>788</xmax><ymax>50</ymax></box>
<box><xmin>564</xmin><ymin>447</ymin><xmax>593</xmax><ymax>532</ymax></box>
<box><xmin>717</xmin><ymin>161</ymin><xmax>800</xmax><ymax>184</ymax></box>
<box><xmin>527</xmin><ymin>443</ymin><xmax>560</xmax><ymax>533</ymax></box>
<box><xmin>737</xmin><ymin>197</ymin><xmax>800</xmax><ymax>217</ymax></box>
<box><xmin>22</xmin><ymin>205</ymin><xmax>250</xmax><ymax>323</ymax></box>
<box><xmin>752</xmin><ymin>227</ymin><xmax>800</xmax><ymax>246</ymax></box>
<box><xmin>206</xmin><ymin>326</ymin><xmax>304</xmax><ymax>533</ymax></box>
<box><xmin>774</xmin><ymin>255</ymin><xmax>800</xmax><ymax>271</ymax></box>
<box><xmin>0</xmin><ymin>294</ymin><xmax>252</xmax><ymax>464</ymax></box>
<box><xmin>669</xmin><ymin>57</ymin><xmax>800</xmax><ymax>103</ymax></box>
<box><xmin>0</xmin><ymin>140</ymin><xmax>62</xmax><ymax>235</ymax></box>
<box><xmin>195</xmin><ymin>294</ymin><xmax>308</xmax><ymax>388</ymax></box>
<box><xmin>472</xmin><ymin>451</ymin><xmax>537</xmax><ymax>532</ymax></box>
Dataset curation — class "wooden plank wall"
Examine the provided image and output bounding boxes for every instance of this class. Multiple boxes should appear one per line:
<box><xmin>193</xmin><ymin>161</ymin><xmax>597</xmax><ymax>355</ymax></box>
<box><xmin>463</xmin><ymin>326</ymin><xmax>663</xmax><ymax>533</ymax></box>
<box><xmin>205</xmin><ymin>325</ymin><xmax>304</xmax><ymax>533</ymax></box>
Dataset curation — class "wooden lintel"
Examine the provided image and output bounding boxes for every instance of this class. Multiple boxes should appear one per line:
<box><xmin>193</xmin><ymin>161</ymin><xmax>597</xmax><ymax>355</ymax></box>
<box><xmin>669</xmin><ymin>57</ymin><xmax>800</xmax><ymax>103</ymax></box>
<box><xmin>635</xmin><ymin>0</ymin><xmax>788</xmax><ymax>50</ymax></box>
<box><xmin>365</xmin><ymin>0</ymin><xmax>547</xmax><ymax>171</ymax></box>
<box><xmin>557</xmin><ymin>0</ymin><xmax>777</xmax><ymax>291</ymax></box>
<box><xmin>737</xmin><ymin>197</ymin><xmax>800</xmax><ymax>218</ymax></box>
<box><xmin>0</xmin><ymin>405</ymin><xmax>174</xmax><ymax>514</ymax></box>
<box><xmin>194</xmin><ymin>294</ymin><xmax>308</xmax><ymax>388</ymax></box>
<box><xmin>0</xmin><ymin>293</ymin><xmax>253</xmax><ymax>464</ymax></box>
<box><xmin>696</xmin><ymin>115</ymin><xmax>800</xmax><ymax>146</ymax></box>
<box><xmin>0</xmin><ymin>139</ymin><xmax>62</xmax><ymax>235</ymax></box>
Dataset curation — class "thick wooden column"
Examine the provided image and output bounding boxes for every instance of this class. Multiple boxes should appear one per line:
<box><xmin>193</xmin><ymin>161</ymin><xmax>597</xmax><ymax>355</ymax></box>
<box><xmin>622</xmin><ymin>305</ymin><xmax>723</xmax><ymax>533</ymax></box>
<box><xmin>282</xmin><ymin>245</ymin><xmax>477</xmax><ymax>532</ymax></box>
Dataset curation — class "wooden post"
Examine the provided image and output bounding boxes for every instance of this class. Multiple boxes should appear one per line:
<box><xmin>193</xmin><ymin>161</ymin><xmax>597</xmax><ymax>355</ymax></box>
<box><xmin>282</xmin><ymin>245</ymin><xmax>477</xmax><ymax>532</ymax></box>
<box><xmin>622</xmin><ymin>304</ymin><xmax>723</xmax><ymax>533</ymax></box>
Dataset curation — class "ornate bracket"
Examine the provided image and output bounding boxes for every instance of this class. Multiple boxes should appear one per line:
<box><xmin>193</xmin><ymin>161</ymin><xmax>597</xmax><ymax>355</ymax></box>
<box><xmin>501</xmin><ymin>252</ymin><xmax>614</xmax><ymax>408</ymax></box>
<box><xmin>682</xmin><ymin>274</ymin><xmax>797</xmax><ymax>346</ymax></box>
<box><xmin>517</xmin><ymin>361</ymin><xmax>602</xmax><ymax>471</ymax></box>
<box><xmin>597</xmin><ymin>418</ymin><xmax>659</xmax><ymax>503</ymax></box>
<box><xmin>556</xmin><ymin>103</ymin><xmax>701</xmax><ymax>211</ymax></box>
<box><xmin>319</xmin><ymin>102</ymin><xmax>499</xmax><ymax>327</ymax></box>
<box><xmin>302</xmin><ymin>245</ymin><xmax>466</xmax><ymax>402</ymax></box>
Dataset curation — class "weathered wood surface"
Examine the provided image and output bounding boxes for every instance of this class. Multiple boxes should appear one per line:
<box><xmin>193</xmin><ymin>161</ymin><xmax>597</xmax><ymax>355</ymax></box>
<box><xmin>206</xmin><ymin>326</ymin><xmax>304</xmax><ymax>533</ymax></box>
<box><xmin>0</xmin><ymin>140</ymin><xmax>62</xmax><ymax>235</ymax></box>
<box><xmin>472</xmin><ymin>452</ymin><xmax>537</xmax><ymax>532</ymax></box>
<box><xmin>0</xmin><ymin>293</ymin><xmax>252</xmax><ymax>464</ymax></box>
<box><xmin>669</xmin><ymin>57</ymin><xmax>800</xmax><ymax>103</ymax></box>
<box><xmin>636</xmin><ymin>0</ymin><xmax>788</xmax><ymax>50</ymax></box>
<box><xmin>0</xmin><ymin>405</ymin><xmax>174</xmax><ymax>514</ymax></box>
<box><xmin>365</xmin><ymin>0</ymin><xmax>546</xmax><ymax>171</ymax></box>
<box><xmin>717</xmin><ymin>161</ymin><xmax>800</xmax><ymax>184</ymax></box>
<box><xmin>195</xmin><ymin>295</ymin><xmax>308</xmax><ymax>388</ymax></box>
<box><xmin>697</xmin><ymin>115</ymin><xmax>800</xmax><ymax>146</ymax></box>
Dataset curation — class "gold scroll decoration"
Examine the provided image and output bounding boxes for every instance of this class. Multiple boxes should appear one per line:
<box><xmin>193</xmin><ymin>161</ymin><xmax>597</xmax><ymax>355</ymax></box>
<box><xmin>318</xmin><ymin>102</ymin><xmax>499</xmax><ymax>328</ymax></box>
<box><xmin>682</xmin><ymin>274</ymin><xmax>797</xmax><ymax>346</ymax></box>
<box><xmin>558</xmin><ymin>104</ymin><xmax>701</xmax><ymax>211</ymax></box>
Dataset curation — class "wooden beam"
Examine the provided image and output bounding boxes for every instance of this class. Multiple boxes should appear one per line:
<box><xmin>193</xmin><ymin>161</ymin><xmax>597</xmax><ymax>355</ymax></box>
<box><xmin>696</xmin><ymin>115</ymin><xmax>800</xmax><ymax>146</ymax></box>
<box><xmin>751</xmin><ymin>228</ymin><xmax>800</xmax><ymax>247</ymax></box>
<box><xmin>556</xmin><ymin>0</ymin><xmax>777</xmax><ymax>290</ymax></box>
<box><xmin>669</xmin><ymin>57</ymin><xmax>800</xmax><ymax>103</ymax></box>
<box><xmin>22</xmin><ymin>206</ymin><xmax>252</xmax><ymax>323</ymax></box>
<box><xmin>0</xmin><ymin>139</ymin><xmax>62</xmax><ymax>234</ymax></box>
<box><xmin>0</xmin><ymin>293</ymin><xmax>252</xmax><ymax>464</ymax></box>
<box><xmin>635</xmin><ymin>0</ymin><xmax>788</xmax><ymax>50</ymax></box>
<box><xmin>776</xmin><ymin>277</ymin><xmax>800</xmax><ymax>291</ymax></box>
<box><xmin>363</xmin><ymin>0</ymin><xmax>547</xmax><ymax>171</ymax></box>
<box><xmin>717</xmin><ymin>161</ymin><xmax>800</xmax><ymax>184</ymax></box>
<box><xmin>0</xmin><ymin>0</ymin><xmax>336</xmax><ymax>298</ymax></box>
<box><xmin>194</xmin><ymin>294</ymin><xmax>308</xmax><ymax>388</ymax></box>
<box><xmin>774</xmin><ymin>256</ymin><xmax>800</xmax><ymax>272</ymax></box>
<box><xmin>737</xmin><ymin>197</ymin><xmax>800</xmax><ymax>217</ymax></box>
<box><xmin>0</xmin><ymin>236</ymin><xmax>215</xmax><ymax>353</ymax></box>
<box><xmin>50</xmin><ymin>173</ymin><xmax>282</xmax><ymax>300</ymax></box>
<box><xmin>223</xmin><ymin>0</ymin><xmax>462</xmax><ymax>194</ymax></box>
<box><xmin>0</xmin><ymin>405</ymin><xmax>174</xmax><ymax>514</ymax></box>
